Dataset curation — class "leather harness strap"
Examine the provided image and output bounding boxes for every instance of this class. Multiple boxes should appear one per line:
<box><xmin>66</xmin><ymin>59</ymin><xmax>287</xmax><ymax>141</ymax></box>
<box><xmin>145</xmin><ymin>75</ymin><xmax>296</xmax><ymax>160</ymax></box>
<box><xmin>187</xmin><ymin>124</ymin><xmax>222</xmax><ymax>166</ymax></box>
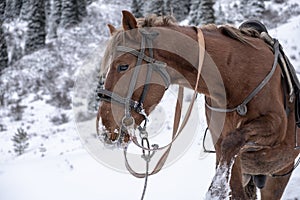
<box><xmin>205</xmin><ymin>39</ymin><xmax>280</xmax><ymax>116</ymax></box>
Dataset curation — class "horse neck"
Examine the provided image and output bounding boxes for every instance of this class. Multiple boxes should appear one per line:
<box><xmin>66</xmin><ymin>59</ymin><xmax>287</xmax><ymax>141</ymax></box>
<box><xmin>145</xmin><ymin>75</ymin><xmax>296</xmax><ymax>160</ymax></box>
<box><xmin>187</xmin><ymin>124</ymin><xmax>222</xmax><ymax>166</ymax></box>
<box><xmin>156</xmin><ymin>25</ymin><xmax>228</xmax><ymax>107</ymax></box>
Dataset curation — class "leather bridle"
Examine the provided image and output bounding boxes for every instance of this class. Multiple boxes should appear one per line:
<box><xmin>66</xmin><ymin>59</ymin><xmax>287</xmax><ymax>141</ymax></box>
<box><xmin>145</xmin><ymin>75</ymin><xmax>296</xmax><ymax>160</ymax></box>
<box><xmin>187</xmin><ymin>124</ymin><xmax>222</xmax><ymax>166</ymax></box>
<box><xmin>97</xmin><ymin>26</ymin><xmax>205</xmax><ymax>170</ymax></box>
<box><xmin>96</xmin><ymin>27</ymin><xmax>206</xmax><ymax>200</ymax></box>
<box><xmin>98</xmin><ymin>29</ymin><xmax>171</xmax><ymax>128</ymax></box>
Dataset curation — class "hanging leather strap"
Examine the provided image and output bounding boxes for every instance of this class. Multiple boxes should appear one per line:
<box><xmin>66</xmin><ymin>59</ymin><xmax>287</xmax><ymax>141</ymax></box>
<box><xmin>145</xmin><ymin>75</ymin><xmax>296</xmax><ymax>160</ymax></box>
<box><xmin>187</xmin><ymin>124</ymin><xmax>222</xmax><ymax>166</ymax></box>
<box><xmin>124</xmin><ymin>86</ymin><xmax>184</xmax><ymax>178</ymax></box>
<box><xmin>124</xmin><ymin>28</ymin><xmax>206</xmax><ymax>178</ymax></box>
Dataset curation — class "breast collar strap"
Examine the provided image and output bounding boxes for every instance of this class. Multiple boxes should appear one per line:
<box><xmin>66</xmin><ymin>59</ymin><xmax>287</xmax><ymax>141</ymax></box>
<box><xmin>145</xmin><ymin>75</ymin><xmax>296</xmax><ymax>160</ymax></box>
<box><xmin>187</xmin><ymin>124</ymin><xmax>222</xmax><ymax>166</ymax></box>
<box><xmin>98</xmin><ymin>29</ymin><xmax>171</xmax><ymax>122</ymax></box>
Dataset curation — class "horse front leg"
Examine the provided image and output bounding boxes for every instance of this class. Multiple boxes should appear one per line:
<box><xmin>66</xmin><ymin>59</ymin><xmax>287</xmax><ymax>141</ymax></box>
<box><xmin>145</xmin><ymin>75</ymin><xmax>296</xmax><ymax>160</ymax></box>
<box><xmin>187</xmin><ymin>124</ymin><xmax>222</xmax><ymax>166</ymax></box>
<box><xmin>208</xmin><ymin>112</ymin><xmax>285</xmax><ymax>199</ymax></box>
<box><xmin>206</xmin><ymin>128</ymin><xmax>248</xmax><ymax>199</ymax></box>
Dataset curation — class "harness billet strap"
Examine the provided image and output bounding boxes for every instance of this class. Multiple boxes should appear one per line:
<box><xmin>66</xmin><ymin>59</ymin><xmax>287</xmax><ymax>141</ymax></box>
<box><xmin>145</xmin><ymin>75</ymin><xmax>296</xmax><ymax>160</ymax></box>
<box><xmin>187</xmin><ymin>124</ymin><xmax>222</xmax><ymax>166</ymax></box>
<box><xmin>205</xmin><ymin>39</ymin><xmax>280</xmax><ymax>116</ymax></box>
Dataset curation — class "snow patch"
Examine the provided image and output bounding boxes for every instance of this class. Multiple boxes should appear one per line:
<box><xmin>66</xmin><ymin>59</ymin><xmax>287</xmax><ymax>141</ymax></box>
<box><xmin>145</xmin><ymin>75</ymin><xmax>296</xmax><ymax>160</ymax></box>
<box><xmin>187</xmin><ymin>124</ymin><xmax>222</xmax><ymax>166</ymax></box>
<box><xmin>205</xmin><ymin>159</ymin><xmax>235</xmax><ymax>200</ymax></box>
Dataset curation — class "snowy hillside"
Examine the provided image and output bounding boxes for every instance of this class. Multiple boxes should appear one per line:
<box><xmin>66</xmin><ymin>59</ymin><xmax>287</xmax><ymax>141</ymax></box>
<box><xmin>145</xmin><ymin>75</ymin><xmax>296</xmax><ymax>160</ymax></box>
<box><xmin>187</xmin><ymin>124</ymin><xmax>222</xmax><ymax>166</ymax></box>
<box><xmin>0</xmin><ymin>0</ymin><xmax>300</xmax><ymax>200</ymax></box>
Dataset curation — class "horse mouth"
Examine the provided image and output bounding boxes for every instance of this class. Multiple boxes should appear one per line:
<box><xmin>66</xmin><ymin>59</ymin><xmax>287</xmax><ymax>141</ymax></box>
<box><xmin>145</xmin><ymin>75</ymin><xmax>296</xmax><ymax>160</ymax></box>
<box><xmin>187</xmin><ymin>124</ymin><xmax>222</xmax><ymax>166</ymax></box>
<box><xmin>97</xmin><ymin>125</ymin><xmax>131</xmax><ymax>149</ymax></box>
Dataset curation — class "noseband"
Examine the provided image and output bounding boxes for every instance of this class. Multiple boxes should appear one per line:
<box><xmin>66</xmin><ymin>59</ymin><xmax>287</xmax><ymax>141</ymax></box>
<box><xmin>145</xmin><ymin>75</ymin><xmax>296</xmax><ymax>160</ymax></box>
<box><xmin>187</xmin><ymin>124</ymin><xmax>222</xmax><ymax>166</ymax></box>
<box><xmin>98</xmin><ymin>29</ymin><xmax>171</xmax><ymax>126</ymax></box>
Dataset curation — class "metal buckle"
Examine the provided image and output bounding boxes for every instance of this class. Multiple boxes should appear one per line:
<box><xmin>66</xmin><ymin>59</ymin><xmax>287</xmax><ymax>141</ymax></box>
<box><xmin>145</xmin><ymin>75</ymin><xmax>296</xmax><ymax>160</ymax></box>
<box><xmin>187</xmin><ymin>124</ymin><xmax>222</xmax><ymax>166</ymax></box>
<box><xmin>122</xmin><ymin>116</ymin><xmax>135</xmax><ymax>128</ymax></box>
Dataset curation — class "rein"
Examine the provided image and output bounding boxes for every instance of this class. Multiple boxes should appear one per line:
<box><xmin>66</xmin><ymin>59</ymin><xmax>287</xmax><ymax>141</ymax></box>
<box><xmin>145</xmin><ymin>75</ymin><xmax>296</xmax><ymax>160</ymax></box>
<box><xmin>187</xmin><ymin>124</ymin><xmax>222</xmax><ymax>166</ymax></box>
<box><xmin>124</xmin><ymin>27</ymin><xmax>205</xmax><ymax>200</ymax></box>
<box><xmin>97</xmin><ymin>27</ymin><xmax>205</xmax><ymax>200</ymax></box>
<box><xmin>123</xmin><ymin>27</ymin><xmax>205</xmax><ymax>174</ymax></box>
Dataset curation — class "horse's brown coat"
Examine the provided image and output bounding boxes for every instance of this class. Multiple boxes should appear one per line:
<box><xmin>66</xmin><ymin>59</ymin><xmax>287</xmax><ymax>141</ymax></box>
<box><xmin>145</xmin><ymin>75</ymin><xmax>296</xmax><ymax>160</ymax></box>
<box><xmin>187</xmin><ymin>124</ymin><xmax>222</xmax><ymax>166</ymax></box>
<box><xmin>98</xmin><ymin>11</ymin><xmax>300</xmax><ymax>199</ymax></box>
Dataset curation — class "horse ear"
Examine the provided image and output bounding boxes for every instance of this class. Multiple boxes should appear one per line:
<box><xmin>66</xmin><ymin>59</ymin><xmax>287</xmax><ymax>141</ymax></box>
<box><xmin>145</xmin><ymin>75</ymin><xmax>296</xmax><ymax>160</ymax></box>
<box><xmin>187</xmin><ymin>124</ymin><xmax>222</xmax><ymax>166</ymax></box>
<box><xmin>107</xmin><ymin>24</ymin><xmax>117</xmax><ymax>36</ymax></box>
<box><xmin>122</xmin><ymin>10</ymin><xmax>137</xmax><ymax>30</ymax></box>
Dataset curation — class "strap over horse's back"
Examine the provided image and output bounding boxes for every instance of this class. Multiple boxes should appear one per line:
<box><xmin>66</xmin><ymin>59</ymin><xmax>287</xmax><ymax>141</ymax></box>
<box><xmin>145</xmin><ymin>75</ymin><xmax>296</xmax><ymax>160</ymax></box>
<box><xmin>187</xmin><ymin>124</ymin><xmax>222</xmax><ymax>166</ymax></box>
<box><xmin>240</xmin><ymin>20</ymin><xmax>300</xmax><ymax>128</ymax></box>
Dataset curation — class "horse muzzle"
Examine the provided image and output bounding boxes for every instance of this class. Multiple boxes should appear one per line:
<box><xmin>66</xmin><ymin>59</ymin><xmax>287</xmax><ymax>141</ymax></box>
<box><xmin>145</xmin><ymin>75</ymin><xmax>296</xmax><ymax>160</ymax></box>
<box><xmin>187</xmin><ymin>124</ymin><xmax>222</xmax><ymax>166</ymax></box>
<box><xmin>97</xmin><ymin>118</ymin><xmax>132</xmax><ymax>149</ymax></box>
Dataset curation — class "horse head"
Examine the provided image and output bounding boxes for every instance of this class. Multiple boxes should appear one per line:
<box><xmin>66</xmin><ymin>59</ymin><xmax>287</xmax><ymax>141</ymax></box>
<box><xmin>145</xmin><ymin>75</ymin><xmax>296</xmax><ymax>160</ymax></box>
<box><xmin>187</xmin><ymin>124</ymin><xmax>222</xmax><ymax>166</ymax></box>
<box><xmin>97</xmin><ymin>11</ymin><xmax>171</xmax><ymax>148</ymax></box>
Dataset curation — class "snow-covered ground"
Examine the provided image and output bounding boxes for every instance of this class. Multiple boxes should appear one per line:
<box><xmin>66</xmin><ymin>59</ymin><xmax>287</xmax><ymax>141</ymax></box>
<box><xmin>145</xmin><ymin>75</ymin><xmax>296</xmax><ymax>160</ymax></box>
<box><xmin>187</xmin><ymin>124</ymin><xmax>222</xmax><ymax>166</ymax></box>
<box><xmin>1</xmin><ymin>1</ymin><xmax>300</xmax><ymax>200</ymax></box>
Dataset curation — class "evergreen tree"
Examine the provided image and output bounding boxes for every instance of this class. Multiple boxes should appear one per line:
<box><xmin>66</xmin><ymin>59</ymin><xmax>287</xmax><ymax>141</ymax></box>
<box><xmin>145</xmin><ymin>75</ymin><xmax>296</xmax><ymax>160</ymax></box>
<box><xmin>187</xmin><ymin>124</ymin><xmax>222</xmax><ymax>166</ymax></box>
<box><xmin>241</xmin><ymin>0</ymin><xmax>265</xmax><ymax>20</ymax></box>
<box><xmin>20</xmin><ymin>0</ymin><xmax>31</xmax><ymax>21</ymax></box>
<box><xmin>4</xmin><ymin>0</ymin><xmax>15</xmax><ymax>21</ymax></box>
<box><xmin>48</xmin><ymin>0</ymin><xmax>62</xmax><ymax>38</ymax></box>
<box><xmin>0</xmin><ymin>1</ymin><xmax>5</xmax><ymax>18</ymax></box>
<box><xmin>145</xmin><ymin>0</ymin><xmax>165</xmax><ymax>16</ymax></box>
<box><xmin>165</xmin><ymin>0</ymin><xmax>190</xmax><ymax>21</ymax></box>
<box><xmin>60</xmin><ymin>0</ymin><xmax>76</xmax><ymax>28</ymax></box>
<box><xmin>200</xmin><ymin>0</ymin><xmax>215</xmax><ymax>24</ymax></box>
<box><xmin>45</xmin><ymin>0</ymin><xmax>51</xmax><ymax>18</ymax></box>
<box><xmin>44</xmin><ymin>0</ymin><xmax>51</xmax><ymax>35</ymax></box>
<box><xmin>131</xmin><ymin>0</ymin><xmax>144</xmax><ymax>18</ymax></box>
<box><xmin>0</xmin><ymin>21</ymin><xmax>8</xmax><ymax>72</ymax></box>
<box><xmin>190</xmin><ymin>0</ymin><xmax>215</xmax><ymax>26</ymax></box>
<box><xmin>15</xmin><ymin>0</ymin><xmax>23</xmax><ymax>17</ymax></box>
<box><xmin>60</xmin><ymin>0</ymin><xmax>87</xmax><ymax>28</ymax></box>
<box><xmin>77</xmin><ymin>0</ymin><xmax>87</xmax><ymax>21</ymax></box>
<box><xmin>0</xmin><ymin>4</ymin><xmax>8</xmax><ymax>72</ymax></box>
<box><xmin>6</xmin><ymin>0</ymin><xmax>24</xmax><ymax>20</ymax></box>
<box><xmin>190</xmin><ymin>0</ymin><xmax>200</xmax><ymax>25</ymax></box>
<box><xmin>24</xmin><ymin>0</ymin><xmax>46</xmax><ymax>54</ymax></box>
<box><xmin>214</xmin><ymin>2</ymin><xmax>226</xmax><ymax>24</ymax></box>
<box><xmin>11</xmin><ymin>128</ymin><xmax>29</xmax><ymax>156</ymax></box>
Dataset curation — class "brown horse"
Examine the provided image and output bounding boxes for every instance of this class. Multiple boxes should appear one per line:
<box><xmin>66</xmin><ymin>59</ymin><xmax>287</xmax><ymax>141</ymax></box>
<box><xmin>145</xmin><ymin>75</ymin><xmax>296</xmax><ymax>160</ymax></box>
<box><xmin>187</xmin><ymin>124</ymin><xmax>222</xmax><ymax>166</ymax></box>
<box><xmin>97</xmin><ymin>10</ymin><xmax>300</xmax><ymax>199</ymax></box>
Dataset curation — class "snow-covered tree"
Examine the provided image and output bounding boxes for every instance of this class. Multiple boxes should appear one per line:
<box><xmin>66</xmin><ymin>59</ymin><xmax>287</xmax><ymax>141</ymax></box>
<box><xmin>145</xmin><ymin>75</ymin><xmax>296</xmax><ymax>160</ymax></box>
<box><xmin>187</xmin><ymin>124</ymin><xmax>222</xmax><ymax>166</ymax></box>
<box><xmin>77</xmin><ymin>0</ymin><xmax>87</xmax><ymax>21</ymax></box>
<box><xmin>0</xmin><ymin>22</ymin><xmax>8</xmax><ymax>71</ymax></box>
<box><xmin>190</xmin><ymin>0</ymin><xmax>200</xmax><ymax>25</ymax></box>
<box><xmin>44</xmin><ymin>0</ymin><xmax>51</xmax><ymax>34</ymax></box>
<box><xmin>4</xmin><ymin>0</ymin><xmax>13</xmax><ymax>20</ymax></box>
<box><xmin>190</xmin><ymin>0</ymin><xmax>215</xmax><ymax>26</ymax></box>
<box><xmin>131</xmin><ymin>0</ymin><xmax>144</xmax><ymax>18</ymax></box>
<box><xmin>165</xmin><ymin>0</ymin><xmax>190</xmax><ymax>21</ymax></box>
<box><xmin>214</xmin><ymin>2</ymin><xmax>225</xmax><ymax>24</ymax></box>
<box><xmin>0</xmin><ymin>1</ymin><xmax>5</xmax><ymax>18</ymax></box>
<box><xmin>45</xmin><ymin>0</ymin><xmax>51</xmax><ymax>18</ymax></box>
<box><xmin>24</xmin><ymin>0</ymin><xmax>46</xmax><ymax>54</ymax></box>
<box><xmin>0</xmin><ymin>5</ymin><xmax>8</xmax><ymax>72</ymax></box>
<box><xmin>15</xmin><ymin>0</ymin><xmax>23</xmax><ymax>17</ymax></box>
<box><xmin>4</xmin><ymin>0</ymin><xmax>22</xmax><ymax>21</ymax></box>
<box><xmin>60</xmin><ymin>0</ymin><xmax>77</xmax><ymax>28</ymax></box>
<box><xmin>20</xmin><ymin>0</ymin><xmax>30</xmax><ymax>21</ymax></box>
<box><xmin>200</xmin><ymin>0</ymin><xmax>215</xmax><ymax>24</ymax></box>
<box><xmin>60</xmin><ymin>0</ymin><xmax>87</xmax><ymax>28</ymax></box>
<box><xmin>145</xmin><ymin>0</ymin><xmax>165</xmax><ymax>16</ymax></box>
<box><xmin>241</xmin><ymin>0</ymin><xmax>265</xmax><ymax>20</ymax></box>
<box><xmin>11</xmin><ymin>128</ymin><xmax>29</xmax><ymax>156</ymax></box>
<box><xmin>48</xmin><ymin>0</ymin><xmax>61</xmax><ymax>39</ymax></box>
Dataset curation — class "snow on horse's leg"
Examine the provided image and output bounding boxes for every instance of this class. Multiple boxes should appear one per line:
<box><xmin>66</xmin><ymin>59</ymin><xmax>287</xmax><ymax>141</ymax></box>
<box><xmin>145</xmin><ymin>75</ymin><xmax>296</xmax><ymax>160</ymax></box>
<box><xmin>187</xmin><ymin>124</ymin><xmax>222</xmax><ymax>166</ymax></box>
<box><xmin>205</xmin><ymin>157</ymin><xmax>236</xmax><ymax>200</ymax></box>
<box><xmin>206</xmin><ymin>127</ymin><xmax>246</xmax><ymax>199</ymax></box>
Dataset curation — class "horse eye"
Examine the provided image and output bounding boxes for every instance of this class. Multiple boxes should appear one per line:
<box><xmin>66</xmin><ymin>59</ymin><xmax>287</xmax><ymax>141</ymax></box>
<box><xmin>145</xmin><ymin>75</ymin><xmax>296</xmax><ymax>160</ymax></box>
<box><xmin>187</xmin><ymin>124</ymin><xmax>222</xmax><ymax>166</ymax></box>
<box><xmin>117</xmin><ymin>64</ymin><xmax>129</xmax><ymax>72</ymax></box>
